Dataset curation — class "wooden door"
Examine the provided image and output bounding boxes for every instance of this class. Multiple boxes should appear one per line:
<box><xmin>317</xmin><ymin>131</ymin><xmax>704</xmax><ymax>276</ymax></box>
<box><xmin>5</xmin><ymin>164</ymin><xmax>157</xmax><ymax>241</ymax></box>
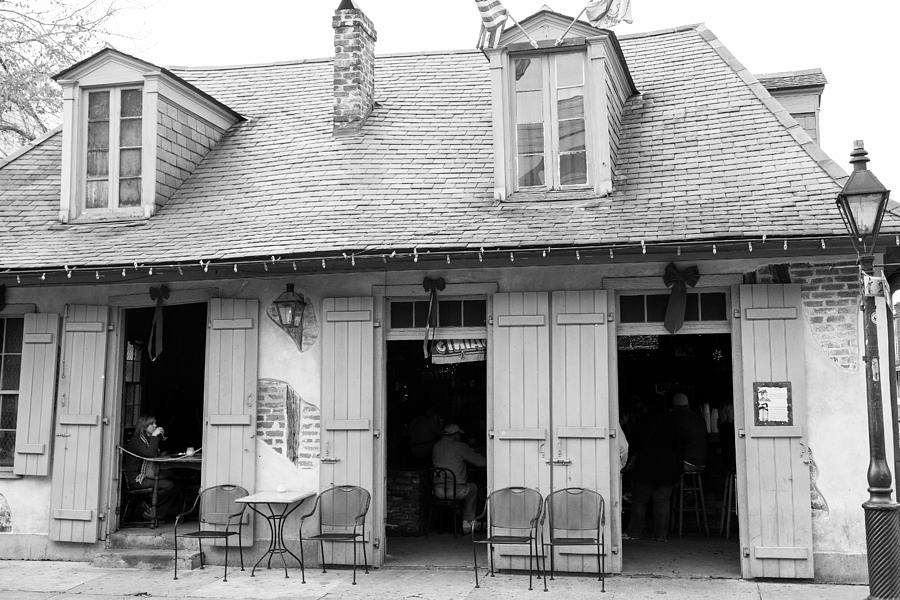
<box><xmin>320</xmin><ymin>297</ymin><xmax>375</xmax><ymax>565</ymax></box>
<box><xmin>735</xmin><ymin>285</ymin><xmax>813</xmax><ymax>578</ymax></box>
<box><xmin>203</xmin><ymin>298</ymin><xmax>258</xmax><ymax>546</ymax></box>
<box><xmin>490</xmin><ymin>292</ymin><xmax>552</xmax><ymax>569</ymax></box>
<box><xmin>550</xmin><ymin>290</ymin><xmax>612</xmax><ymax>573</ymax></box>
<box><xmin>49</xmin><ymin>305</ymin><xmax>108</xmax><ymax>543</ymax></box>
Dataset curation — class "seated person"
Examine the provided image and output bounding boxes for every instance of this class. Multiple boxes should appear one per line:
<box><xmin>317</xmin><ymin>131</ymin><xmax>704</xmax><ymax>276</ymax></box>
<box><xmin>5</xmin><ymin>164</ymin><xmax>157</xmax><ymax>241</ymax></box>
<box><xmin>122</xmin><ymin>414</ymin><xmax>178</xmax><ymax>520</ymax></box>
<box><xmin>432</xmin><ymin>423</ymin><xmax>486</xmax><ymax>534</ymax></box>
<box><xmin>670</xmin><ymin>393</ymin><xmax>709</xmax><ymax>471</ymax></box>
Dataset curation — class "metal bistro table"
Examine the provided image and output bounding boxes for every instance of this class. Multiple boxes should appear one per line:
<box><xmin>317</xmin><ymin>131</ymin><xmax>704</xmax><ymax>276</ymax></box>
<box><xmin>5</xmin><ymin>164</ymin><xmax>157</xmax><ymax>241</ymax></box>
<box><xmin>236</xmin><ymin>490</ymin><xmax>316</xmax><ymax>580</ymax></box>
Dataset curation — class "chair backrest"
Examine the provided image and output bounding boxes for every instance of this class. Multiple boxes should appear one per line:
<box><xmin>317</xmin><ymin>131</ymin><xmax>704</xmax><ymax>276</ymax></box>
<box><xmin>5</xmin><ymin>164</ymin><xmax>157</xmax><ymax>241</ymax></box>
<box><xmin>545</xmin><ymin>487</ymin><xmax>605</xmax><ymax>534</ymax></box>
<box><xmin>429</xmin><ymin>467</ymin><xmax>458</xmax><ymax>499</ymax></box>
<box><xmin>486</xmin><ymin>487</ymin><xmax>543</xmax><ymax>530</ymax></box>
<box><xmin>318</xmin><ymin>485</ymin><xmax>371</xmax><ymax>528</ymax></box>
<box><xmin>197</xmin><ymin>484</ymin><xmax>249</xmax><ymax>526</ymax></box>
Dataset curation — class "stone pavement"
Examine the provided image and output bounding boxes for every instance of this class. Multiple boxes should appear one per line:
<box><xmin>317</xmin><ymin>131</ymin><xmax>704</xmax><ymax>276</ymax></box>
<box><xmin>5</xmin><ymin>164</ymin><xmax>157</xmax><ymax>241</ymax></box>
<box><xmin>0</xmin><ymin>560</ymin><xmax>864</xmax><ymax>600</ymax></box>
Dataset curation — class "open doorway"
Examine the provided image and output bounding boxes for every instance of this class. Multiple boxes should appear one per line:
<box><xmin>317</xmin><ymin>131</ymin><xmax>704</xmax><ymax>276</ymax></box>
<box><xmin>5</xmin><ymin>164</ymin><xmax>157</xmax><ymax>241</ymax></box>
<box><xmin>116</xmin><ymin>302</ymin><xmax>207</xmax><ymax>531</ymax></box>
<box><xmin>617</xmin><ymin>333</ymin><xmax>740</xmax><ymax>577</ymax></box>
<box><xmin>384</xmin><ymin>339</ymin><xmax>487</xmax><ymax>567</ymax></box>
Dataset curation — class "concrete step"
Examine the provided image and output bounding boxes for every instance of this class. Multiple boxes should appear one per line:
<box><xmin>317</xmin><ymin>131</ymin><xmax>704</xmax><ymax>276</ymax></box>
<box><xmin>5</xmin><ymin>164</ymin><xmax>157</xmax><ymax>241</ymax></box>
<box><xmin>92</xmin><ymin>548</ymin><xmax>201</xmax><ymax>571</ymax></box>
<box><xmin>108</xmin><ymin>529</ymin><xmax>199</xmax><ymax>551</ymax></box>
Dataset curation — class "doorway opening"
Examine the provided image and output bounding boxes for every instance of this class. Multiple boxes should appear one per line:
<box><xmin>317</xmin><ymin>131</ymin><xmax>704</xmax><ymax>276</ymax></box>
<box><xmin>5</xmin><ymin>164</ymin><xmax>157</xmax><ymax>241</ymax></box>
<box><xmin>384</xmin><ymin>339</ymin><xmax>487</xmax><ymax>568</ymax></box>
<box><xmin>617</xmin><ymin>333</ymin><xmax>740</xmax><ymax>578</ymax></box>
<box><xmin>115</xmin><ymin>302</ymin><xmax>207</xmax><ymax>533</ymax></box>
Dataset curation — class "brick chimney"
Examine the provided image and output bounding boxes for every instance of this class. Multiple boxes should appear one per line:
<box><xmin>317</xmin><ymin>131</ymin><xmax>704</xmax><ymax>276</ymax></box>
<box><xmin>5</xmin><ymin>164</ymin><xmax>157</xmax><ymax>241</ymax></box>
<box><xmin>332</xmin><ymin>0</ymin><xmax>377</xmax><ymax>135</ymax></box>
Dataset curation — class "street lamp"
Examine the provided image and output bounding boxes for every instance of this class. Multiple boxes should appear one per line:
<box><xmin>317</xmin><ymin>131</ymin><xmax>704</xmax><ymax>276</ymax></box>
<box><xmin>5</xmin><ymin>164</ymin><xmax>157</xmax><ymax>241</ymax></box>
<box><xmin>273</xmin><ymin>283</ymin><xmax>307</xmax><ymax>333</ymax></box>
<box><xmin>836</xmin><ymin>140</ymin><xmax>900</xmax><ymax>600</ymax></box>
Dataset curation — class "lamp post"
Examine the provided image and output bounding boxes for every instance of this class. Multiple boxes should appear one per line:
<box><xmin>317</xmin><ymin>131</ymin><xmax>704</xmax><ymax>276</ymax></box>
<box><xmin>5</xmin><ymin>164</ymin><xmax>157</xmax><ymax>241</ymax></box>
<box><xmin>835</xmin><ymin>140</ymin><xmax>900</xmax><ymax>600</ymax></box>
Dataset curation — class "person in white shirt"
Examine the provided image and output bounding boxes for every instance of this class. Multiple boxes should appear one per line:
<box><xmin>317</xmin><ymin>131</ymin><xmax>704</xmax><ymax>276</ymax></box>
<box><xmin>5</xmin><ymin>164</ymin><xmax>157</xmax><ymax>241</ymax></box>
<box><xmin>431</xmin><ymin>423</ymin><xmax>486</xmax><ymax>533</ymax></box>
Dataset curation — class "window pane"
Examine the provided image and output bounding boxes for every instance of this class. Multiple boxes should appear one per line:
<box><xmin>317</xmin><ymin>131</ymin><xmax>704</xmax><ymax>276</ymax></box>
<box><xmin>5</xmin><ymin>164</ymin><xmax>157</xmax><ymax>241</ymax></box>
<box><xmin>559</xmin><ymin>151</ymin><xmax>587</xmax><ymax>185</ymax></box>
<box><xmin>0</xmin><ymin>395</ymin><xmax>16</xmax><ymax>428</ymax></box>
<box><xmin>559</xmin><ymin>119</ymin><xmax>585</xmax><ymax>152</ymax></box>
<box><xmin>646</xmin><ymin>295</ymin><xmax>668</xmax><ymax>322</ymax></box>
<box><xmin>3</xmin><ymin>319</ymin><xmax>22</xmax><ymax>353</ymax></box>
<box><xmin>557</xmin><ymin>88</ymin><xmax>584</xmax><ymax>120</ymax></box>
<box><xmin>620</xmin><ymin>296</ymin><xmax>645</xmax><ymax>323</ymax></box>
<box><xmin>0</xmin><ymin>430</ymin><xmax>14</xmax><ymax>467</ymax></box>
<box><xmin>88</xmin><ymin>91</ymin><xmax>110</xmax><ymax>120</ymax></box>
<box><xmin>390</xmin><ymin>302</ymin><xmax>413</xmax><ymax>328</ymax></box>
<box><xmin>438</xmin><ymin>301</ymin><xmax>462</xmax><ymax>327</ymax></box>
<box><xmin>1</xmin><ymin>355</ymin><xmax>20</xmax><ymax>391</ymax></box>
<box><xmin>413</xmin><ymin>301</ymin><xmax>430</xmax><ymax>328</ymax></box>
<box><xmin>516</xmin><ymin>91</ymin><xmax>543</xmax><ymax>125</ymax></box>
<box><xmin>120</xmin><ymin>148</ymin><xmax>142</xmax><ymax>177</ymax></box>
<box><xmin>86</xmin><ymin>180</ymin><xmax>109</xmax><ymax>208</ymax></box>
<box><xmin>120</xmin><ymin>118</ymin><xmax>142</xmax><ymax>147</ymax></box>
<box><xmin>86</xmin><ymin>151</ymin><xmax>109</xmax><ymax>177</ymax></box>
<box><xmin>119</xmin><ymin>178</ymin><xmax>142</xmax><ymax>207</ymax></box>
<box><xmin>120</xmin><ymin>89</ymin><xmax>143</xmax><ymax>117</ymax></box>
<box><xmin>556</xmin><ymin>53</ymin><xmax>584</xmax><ymax>87</ymax></box>
<box><xmin>517</xmin><ymin>123</ymin><xmax>544</xmax><ymax>154</ymax></box>
<box><xmin>700</xmin><ymin>293</ymin><xmax>727</xmax><ymax>321</ymax></box>
<box><xmin>514</xmin><ymin>58</ymin><xmax>541</xmax><ymax>90</ymax></box>
<box><xmin>462</xmin><ymin>300</ymin><xmax>486</xmax><ymax>327</ymax></box>
<box><xmin>518</xmin><ymin>154</ymin><xmax>545</xmax><ymax>187</ymax></box>
<box><xmin>87</xmin><ymin>121</ymin><xmax>109</xmax><ymax>150</ymax></box>
<box><xmin>684</xmin><ymin>294</ymin><xmax>700</xmax><ymax>321</ymax></box>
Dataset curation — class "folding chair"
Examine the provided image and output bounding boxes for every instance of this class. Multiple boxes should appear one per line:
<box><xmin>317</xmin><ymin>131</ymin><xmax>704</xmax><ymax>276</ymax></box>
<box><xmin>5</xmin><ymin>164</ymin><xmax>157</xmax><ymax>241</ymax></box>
<box><xmin>299</xmin><ymin>485</ymin><xmax>370</xmax><ymax>585</ymax></box>
<box><xmin>472</xmin><ymin>486</ymin><xmax>543</xmax><ymax>590</ymax></box>
<box><xmin>540</xmin><ymin>487</ymin><xmax>606</xmax><ymax>592</ymax></box>
<box><xmin>173</xmin><ymin>484</ymin><xmax>248</xmax><ymax>582</ymax></box>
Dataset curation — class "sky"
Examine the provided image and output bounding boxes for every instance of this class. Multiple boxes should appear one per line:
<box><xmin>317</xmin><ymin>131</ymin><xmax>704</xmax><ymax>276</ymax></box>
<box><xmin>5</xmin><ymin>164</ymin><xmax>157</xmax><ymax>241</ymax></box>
<box><xmin>103</xmin><ymin>0</ymin><xmax>898</xmax><ymax>191</ymax></box>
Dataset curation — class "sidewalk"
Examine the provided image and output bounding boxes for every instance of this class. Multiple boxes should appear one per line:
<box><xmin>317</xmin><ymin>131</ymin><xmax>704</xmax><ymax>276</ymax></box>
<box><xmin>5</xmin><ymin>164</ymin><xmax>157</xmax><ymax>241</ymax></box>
<box><xmin>0</xmin><ymin>560</ymin><xmax>864</xmax><ymax>600</ymax></box>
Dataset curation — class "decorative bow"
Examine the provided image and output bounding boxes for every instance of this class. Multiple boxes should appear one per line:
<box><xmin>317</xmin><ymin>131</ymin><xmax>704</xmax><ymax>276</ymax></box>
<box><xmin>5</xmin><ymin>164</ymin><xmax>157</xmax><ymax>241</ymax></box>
<box><xmin>0</xmin><ymin>284</ymin><xmax>5</xmax><ymax>312</ymax></box>
<box><xmin>663</xmin><ymin>263</ymin><xmax>700</xmax><ymax>333</ymax></box>
<box><xmin>422</xmin><ymin>277</ymin><xmax>446</xmax><ymax>359</ymax></box>
<box><xmin>148</xmin><ymin>285</ymin><xmax>170</xmax><ymax>362</ymax></box>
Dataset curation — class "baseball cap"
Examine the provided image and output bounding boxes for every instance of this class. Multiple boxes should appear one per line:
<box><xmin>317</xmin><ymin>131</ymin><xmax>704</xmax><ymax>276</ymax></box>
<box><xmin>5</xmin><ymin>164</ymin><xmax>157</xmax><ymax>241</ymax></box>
<box><xmin>442</xmin><ymin>423</ymin><xmax>464</xmax><ymax>435</ymax></box>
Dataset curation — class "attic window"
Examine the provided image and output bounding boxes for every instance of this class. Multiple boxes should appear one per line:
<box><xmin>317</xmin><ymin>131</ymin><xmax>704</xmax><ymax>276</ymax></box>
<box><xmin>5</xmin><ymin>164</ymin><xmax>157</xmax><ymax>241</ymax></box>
<box><xmin>84</xmin><ymin>87</ymin><xmax>143</xmax><ymax>212</ymax></box>
<box><xmin>514</xmin><ymin>52</ymin><xmax>588</xmax><ymax>190</ymax></box>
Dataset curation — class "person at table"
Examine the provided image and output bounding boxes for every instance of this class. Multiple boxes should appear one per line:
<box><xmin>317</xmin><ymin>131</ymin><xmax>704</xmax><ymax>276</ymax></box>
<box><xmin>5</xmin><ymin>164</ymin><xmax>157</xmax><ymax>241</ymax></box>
<box><xmin>432</xmin><ymin>423</ymin><xmax>486</xmax><ymax>534</ymax></box>
<box><xmin>123</xmin><ymin>414</ymin><xmax>177</xmax><ymax>520</ymax></box>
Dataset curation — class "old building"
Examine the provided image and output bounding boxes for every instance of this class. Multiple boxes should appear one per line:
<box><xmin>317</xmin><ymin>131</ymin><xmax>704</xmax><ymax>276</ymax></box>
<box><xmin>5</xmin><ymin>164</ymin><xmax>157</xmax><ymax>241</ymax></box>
<box><xmin>0</xmin><ymin>2</ymin><xmax>893</xmax><ymax>584</ymax></box>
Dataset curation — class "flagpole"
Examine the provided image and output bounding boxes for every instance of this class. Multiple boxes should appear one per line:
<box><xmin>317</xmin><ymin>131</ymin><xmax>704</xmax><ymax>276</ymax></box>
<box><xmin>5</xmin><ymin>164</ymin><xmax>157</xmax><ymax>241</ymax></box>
<box><xmin>554</xmin><ymin>7</ymin><xmax>587</xmax><ymax>46</ymax></box>
<box><xmin>507</xmin><ymin>14</ymin><xmax>540</xmax><ymax>48</ymax></box>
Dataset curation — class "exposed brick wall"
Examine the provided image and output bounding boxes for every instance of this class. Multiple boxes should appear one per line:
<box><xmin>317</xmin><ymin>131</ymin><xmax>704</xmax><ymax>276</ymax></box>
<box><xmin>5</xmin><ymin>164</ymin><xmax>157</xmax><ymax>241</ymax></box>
<box><xmin>332</xmin><ymin>6</ymin><xmax>377</xmax><ymax>131</ymax></box>
<box><xmin>155</xmin><ymin>96</ymin><xmax>225</xmax><ymax>207</ymax></box>
<box><xmin>386</xmin><ymin>469</ymin><xmax>427</xmax><ymax>536</ymax></box>
<box><xmin>789</xmin><ymin>262</ymin><xmax>860</xmax><ymax>371</ymax></box>
<box><xmin>257</xmin><ymin>378</ymin><xmax>320</xmax><ymax>468</ymax></box>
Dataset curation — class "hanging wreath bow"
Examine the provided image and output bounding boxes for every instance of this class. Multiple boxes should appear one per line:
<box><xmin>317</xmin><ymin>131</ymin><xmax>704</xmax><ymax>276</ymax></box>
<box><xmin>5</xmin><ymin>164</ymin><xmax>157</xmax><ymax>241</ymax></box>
<box><xmin>148</xmin><ymin>285</ymin><xmax>170</xmax><ymax>362</ymax></box>
<box><xmin>422</xmin><ymin>277</ymin><xmax>446</xmax><ymax>359</ymax></box>
<box><xmin>663</xmin><ymin>263</ymin><xmax>700</xmax><ymax>333</ymax></box>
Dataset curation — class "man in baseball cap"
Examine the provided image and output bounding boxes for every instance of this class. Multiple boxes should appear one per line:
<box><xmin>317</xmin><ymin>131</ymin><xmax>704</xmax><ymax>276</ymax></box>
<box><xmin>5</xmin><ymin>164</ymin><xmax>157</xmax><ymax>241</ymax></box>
<box><xmin>432</xmin><ymin>423</ymin><xmax>486</xmax><ymax>534</ymax></box>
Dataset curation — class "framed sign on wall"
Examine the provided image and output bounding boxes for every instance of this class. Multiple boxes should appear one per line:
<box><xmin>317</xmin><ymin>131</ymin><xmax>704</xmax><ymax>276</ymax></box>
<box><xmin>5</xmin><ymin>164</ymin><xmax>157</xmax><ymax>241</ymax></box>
<box><xmin>752</xmin><ymin>381</ymin><xmax>793</xmax><ymax>426</ymax></box>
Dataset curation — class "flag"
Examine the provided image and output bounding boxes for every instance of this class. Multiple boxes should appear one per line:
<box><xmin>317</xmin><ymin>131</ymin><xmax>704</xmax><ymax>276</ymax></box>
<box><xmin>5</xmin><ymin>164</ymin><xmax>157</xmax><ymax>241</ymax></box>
<box><xmin>475</xmin><ymin>0</ymin><xmax>508</xmax><ymax>31</ymax></box>
<box><xmin>585</xmin><ymin>0</ymin><xmax>633</xmax><ymax>28</ymax></box>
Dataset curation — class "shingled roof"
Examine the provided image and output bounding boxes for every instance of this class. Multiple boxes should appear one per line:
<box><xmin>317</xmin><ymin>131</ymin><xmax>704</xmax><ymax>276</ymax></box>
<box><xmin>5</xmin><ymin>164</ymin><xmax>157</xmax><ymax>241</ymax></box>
<box><xmin>756</xmin><ymin>68</ymin><xmax>828</xmax><ymax>91</ymax></box>
<box><xmin>0</xmin><ymin>24</ymin><xmax>856</xmax><ymax>270</ymax></box>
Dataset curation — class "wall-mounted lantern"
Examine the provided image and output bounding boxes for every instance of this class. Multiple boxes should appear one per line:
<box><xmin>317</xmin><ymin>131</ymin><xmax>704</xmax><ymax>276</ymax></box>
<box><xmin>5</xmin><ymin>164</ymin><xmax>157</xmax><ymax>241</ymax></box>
<box><xmin>274</xmin><ymin>284</ymin><xmax>307</xmax><ymax>332</ymax></box>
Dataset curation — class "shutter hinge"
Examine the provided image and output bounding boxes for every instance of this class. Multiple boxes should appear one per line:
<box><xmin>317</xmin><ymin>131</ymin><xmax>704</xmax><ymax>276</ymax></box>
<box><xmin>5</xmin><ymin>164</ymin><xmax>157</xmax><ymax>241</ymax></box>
<box><xmin>488</xmin><ymin>315</ymin><xmax>494</xmax><ymax>326</ymax></box>
<box><xmin>611</xmin><ymin>545</ymin><xmax>619</xmax><ymax>555</ymax></box>
<box><xmin>373</xmin><ymin>429</ymin><xmax>381</xmax><ymax>438</ymax></box>
<box><xmin>609</xmin><ymin>428</ymin><xmax>616</xmax><ymax>438</ymax></box>
<box><xmin>733</xmin><ymin>309</ymin><xmax>741</xmax><ymax>319</ymax></box>
<box><xmin>373</xmin><ymin>320</ymin><xmax>381</xmax><ymax>328</ymax></box>
<box><xmin>607</xmin><ymin>312</ymin><xmax>615</xmax><ymax>323</ymax></box>
<box><xmin>107</xmin><ymin>322</ymin><xmax>115</xmax><ymax>331</ymax></box>
<box><xmin>102</xmin><ymin>417</ymin><xmax>110</xmax><ymax>425</ymax></box>
<box><xmin>98</xmin><ymin>512</ymin><xmax>106</xmax><ymax>521</ymax></box>
<box><xmin>373</xmin><ymin>537</ymin><xmax>381</xmax><ymax>549</ymax></box>
<box><xmin>488</xmin><ymin>429</ymin><xmax>495</xmax><ymax>439</ymax></box>
<box><xmin>738</xmin><ymin>429</ymin><xmax>746</xmax><ymax>438</ymax></box>
<box><xmin>743</xmin><ymin>547</ymin><xmax>750</xmax><ymax>557</ymax></box>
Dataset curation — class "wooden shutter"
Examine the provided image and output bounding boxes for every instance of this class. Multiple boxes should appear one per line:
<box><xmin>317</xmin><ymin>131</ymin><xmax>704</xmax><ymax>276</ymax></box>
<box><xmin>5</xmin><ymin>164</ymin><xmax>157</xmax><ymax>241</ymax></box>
<box><xmin>550</xmin><ymin>290</ymin><xmax>611</xmax><ymax>573</ymax></box>
<box><xmin>49</xmin><ymin>305</ymin><xmax>108</xmax><ymax>543</ymax></box>
<box><xmin>203</xmin><ymin>298</ymin><xmax>258</xmax><ymax>546</ymax></box>
<box><xmin>320</xmin><ymin>297</ymin><xmax>375</xmax><ymax>565</ymax></box>
<box><xmin>736</xmin><ymin>285</ymin><xmax>814</xmax><ymax>578</ymax></box>
<box><xmin>14</xmin><ymin>313</ymin><xmax>60</xmax><ymax>476</ymax></box>
<box><xmin>491</xmin><ymin>292</ymin><xmax>551</xmax><ymax>566</ymax></box>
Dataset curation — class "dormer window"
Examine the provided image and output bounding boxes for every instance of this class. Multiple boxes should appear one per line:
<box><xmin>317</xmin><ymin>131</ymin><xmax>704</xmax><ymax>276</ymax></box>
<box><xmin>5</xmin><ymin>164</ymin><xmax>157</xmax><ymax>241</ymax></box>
<box><xmin>514</xmin><ymin>52</ymin><xmax>587</xmax><ymax>190</ymax></box>
<box><xmin>85</xmin><ymin>87</ymin><xmax>143</xmax><ymax>211</ymax></box>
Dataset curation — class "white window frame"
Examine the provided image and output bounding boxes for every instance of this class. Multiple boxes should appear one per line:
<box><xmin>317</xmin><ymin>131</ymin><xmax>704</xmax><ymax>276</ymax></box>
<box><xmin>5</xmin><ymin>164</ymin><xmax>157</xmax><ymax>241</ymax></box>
<box><xmin>79</xmin><ymin>86</ymin><xmax>144</xmax><ymax>217</ymax></box>
<box><xmin>0</xmin><ymin>315</ymin><xmax>24</xmax><ymax>473</ymax></box>
<box><xmin>511</xmin><ymin>50</ymin><xmax>591</xmax><ymax>192</ymax></box>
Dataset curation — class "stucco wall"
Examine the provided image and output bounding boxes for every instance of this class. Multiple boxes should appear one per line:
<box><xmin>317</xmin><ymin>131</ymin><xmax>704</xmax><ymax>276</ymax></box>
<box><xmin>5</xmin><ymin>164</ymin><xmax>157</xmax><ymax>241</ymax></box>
<box><xmin>0</xmin><ymin>255</ymin><xmax>885</xmax><ymax>582</ymax></box>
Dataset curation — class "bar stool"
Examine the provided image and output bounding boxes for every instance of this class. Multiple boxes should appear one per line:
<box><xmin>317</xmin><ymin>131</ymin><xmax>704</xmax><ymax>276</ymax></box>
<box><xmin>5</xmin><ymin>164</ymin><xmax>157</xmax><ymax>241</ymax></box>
<box><xmin>719</xmin><ymin>471</ymin><xmax>737</xmax><ymax>538</ymax></box>
<box><xmin>677</xmin><ymin>469</ymin><xmax>709</xmax><ymax>537</ymax></box>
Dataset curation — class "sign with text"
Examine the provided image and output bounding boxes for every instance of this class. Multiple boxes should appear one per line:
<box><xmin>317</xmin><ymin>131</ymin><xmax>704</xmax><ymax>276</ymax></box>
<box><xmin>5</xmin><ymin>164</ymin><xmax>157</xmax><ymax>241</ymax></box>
<box><xmin>752</xmin><ymin>381</ymin><xmax>793</xmax><ymax>426</ymax></box>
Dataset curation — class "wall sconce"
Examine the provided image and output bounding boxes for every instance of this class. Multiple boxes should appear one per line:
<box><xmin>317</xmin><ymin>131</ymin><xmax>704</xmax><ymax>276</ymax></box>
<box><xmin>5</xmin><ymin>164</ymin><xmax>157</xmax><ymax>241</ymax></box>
<box><xmin>273</xmin><ymin>284</ymin><xmax>307</xmax><ymax>332</ymax></box>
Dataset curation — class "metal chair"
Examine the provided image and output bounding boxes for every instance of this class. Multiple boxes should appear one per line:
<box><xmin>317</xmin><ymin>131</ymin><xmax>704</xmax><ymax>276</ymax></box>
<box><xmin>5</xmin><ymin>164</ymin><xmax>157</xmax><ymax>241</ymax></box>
<box><xmin>427</xmin><ymin>467</ymin><xmax>464</xmax><ymax>537</ymax></box>
<box><xmin>540</xmin><ymin>487</ymin><xmax>606</xmax><ymax>592</ymax></box>
<box><xmin>299</xmin><ymin>485</ymin><xmax>370</xmax><ymax>585</ymax></box>
<box><xmin>173</xmin><ymin>484</ymin><xmax>248</xmax><ymax>582</ymax></box>
<box><xmin>472</xmin><ymin>486</ymin><xmax>543</xmax><ymax>591</ymax></box>
<box><xmin>118</xmin><ymin>446</ymin><xmax>158</xmax><ymax>529</ymax></box>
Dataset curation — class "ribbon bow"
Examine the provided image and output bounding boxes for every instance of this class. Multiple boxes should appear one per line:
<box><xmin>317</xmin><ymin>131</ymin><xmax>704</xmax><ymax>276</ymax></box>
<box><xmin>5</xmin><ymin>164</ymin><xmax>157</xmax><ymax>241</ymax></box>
<box><xmin>663</xmin><ymin>263</ymin><xmax>700</xmax><ymax>333</ymax></box>
<box><xmin>148</xmin><ymin>285</ymin><xmax>170</xmax><ymax>362</ymax></box>
<box><xmin>422</xmin><ymin>277</ymin><xmax>446</xmax><ymax>359</ymax></box>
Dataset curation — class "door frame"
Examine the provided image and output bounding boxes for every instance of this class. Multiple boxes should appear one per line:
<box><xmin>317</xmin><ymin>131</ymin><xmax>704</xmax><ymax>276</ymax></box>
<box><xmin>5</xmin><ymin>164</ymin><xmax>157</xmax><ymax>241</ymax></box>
<box><xmin>373</xmin><ymin>281</ymin><xmax>496</xmax><ymax>565</ymax></box>
<box><xmin>100</xmin><ymin>287</ymin><xmax>219</xmax><ymax>540</ymax></box>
